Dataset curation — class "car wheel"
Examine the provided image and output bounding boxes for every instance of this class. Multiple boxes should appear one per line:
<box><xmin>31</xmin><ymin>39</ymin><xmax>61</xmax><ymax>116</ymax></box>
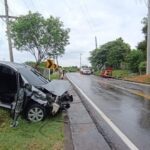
<box><xmin>26</xmin><ymin>104</ymin><xmax>45</xmax><ymax>122</ymax></box>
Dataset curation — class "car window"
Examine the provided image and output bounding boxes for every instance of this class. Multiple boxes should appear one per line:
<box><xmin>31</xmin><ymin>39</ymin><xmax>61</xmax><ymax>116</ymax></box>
<box><xmin>18</xmin><ymin>67</ymin><xmax>49</xmax><ymax>86</ymax></box>
<box><xmin>0</xmin><ymin>65</ymin><xmax>16</xmax><ymax>75</ymax></box>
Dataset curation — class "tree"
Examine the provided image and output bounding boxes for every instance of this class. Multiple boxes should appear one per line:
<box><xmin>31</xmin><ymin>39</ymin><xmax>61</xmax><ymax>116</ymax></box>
<box><xmin>139</xmin><ymin>61</ymin><xmax>146</xmax><ymax>75</ymax></box>
<box><xmin>126</xmin><ymin>50</ymin><xmax>144</xmax><ymax>73</ymax></box>
<box><xmin>107</xmin><ymin>38</ymin><xmax>130</xmax><ymax>69</ymax></box>
<box><xmin>137</xmin><ymin>17</ymin><xmax>147</xmax><ymax>59</ymax></box>
<box><xmin>89</xmin><ymin>48</ymin><xmax>108</xmax><ymax>70</ymax></box>
<box><xmin>44</xmin><ymin>16</ymin><xmax>70</xmax><ymax>60</ymax></box>
<box><xmin>10</xmin><ymin>12</ymin><xmax>70</xmax><ymax>66</ymax></box>
<box><xmin>89</xmin><ymin>38</ymin><xmax>131</xmax><ymax>70</ymax></box>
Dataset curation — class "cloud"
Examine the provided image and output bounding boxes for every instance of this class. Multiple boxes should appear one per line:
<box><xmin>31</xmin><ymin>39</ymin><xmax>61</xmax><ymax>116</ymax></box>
<box><xmin>0</xmin><ymin>0</ymin><xmax>147</xmax><ymax>66</ymax></box>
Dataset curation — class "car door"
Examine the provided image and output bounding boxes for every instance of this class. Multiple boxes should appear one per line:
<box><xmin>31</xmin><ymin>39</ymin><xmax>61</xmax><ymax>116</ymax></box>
<box><xmin>0</xmin><ymin>65</ymin><xmax>18</xmax><ymax>104</ymax></box>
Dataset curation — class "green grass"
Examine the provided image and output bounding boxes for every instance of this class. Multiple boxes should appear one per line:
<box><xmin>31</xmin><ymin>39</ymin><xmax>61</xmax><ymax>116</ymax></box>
<box><xmin>145</xmin><ymin>77</ymin><xmax>150</xmax><ymax>83</ymax></box>
<box><xmin>112</xmin><ymin>70</ymin><xmax>130</xmax><ymax>79</ymax></box>
<box><xmin>94</xmin><ymin>70</ymin><xmax>100</xmax><ymax>76</ymax></box>
<box><xmin>94</xmin><ymin>69</ymin><xmax>131</xmax><ymax>79</ymax></box>
<box><xmin>0</xmin><ymin>109</ymin><xmax>64</xmax><ymax>150</ymax></box>
<box><xmin>50</xmin><ymin>73</ymin><xmax>59</xmax><ymax>80</ymax></box>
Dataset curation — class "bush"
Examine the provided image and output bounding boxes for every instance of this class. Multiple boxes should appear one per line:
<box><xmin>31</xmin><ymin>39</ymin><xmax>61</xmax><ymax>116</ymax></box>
<box><xmin>94</xmin><ymin>70</ymin><xmax>100</xmax><ymax>76</ymax></box>
<box><xmin>139</xmin><ymin>61</ymin><xmax>146</xmax><ymax>74</ymax></box>
<box><xmin>64</xmin><ymin>66</ymin><xmax>78</xmax><ymax>72</ymax></box>
<box><xmin>126</xmin><ymin>50</ymin><xmax>144</xmax><ymax>73</ymax></box>
<box><xmin>112</xmin><ymin>70</ymin><xmax>129</xmax><ymax>78</ymax></box>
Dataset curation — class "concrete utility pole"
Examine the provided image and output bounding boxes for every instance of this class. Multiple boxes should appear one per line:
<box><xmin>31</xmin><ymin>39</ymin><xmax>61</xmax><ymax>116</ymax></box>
<box><xmin>0</xmin><ymin>0</ymin><xmax>16</xmax><ymax>62</ymax></box>
<box><xmin>80</xmin><ymin>53</ymin><xmax>82</xmax><ymax>68</ymax></box>
<box><xmin>4</xmin><ymin>0</ymin><xmax>14</xmax><ymax>62</ymax></box>
<box><xmin>147</xmin><ymin>0</ymin><xmax>150</xmax><ymax>74</ymax></box>
<box><xmin>95</xmin><ymin>36</ymin><xmax>98</xmax><ymax>49</ymax></box>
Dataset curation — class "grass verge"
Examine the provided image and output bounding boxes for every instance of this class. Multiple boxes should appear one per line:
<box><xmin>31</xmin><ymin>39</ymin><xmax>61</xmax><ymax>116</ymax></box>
<box><xmin>124</xmin><ymin>74</ymin><xmax>150</xmax><ymax>84</ymax></box>
<box><xmin>112</xmin><ymin>70</ymin><xmax>130</xmax><ymax>79</ymax></box>
<box><xmin>50</xmin><ymin>72</ymin><xmax>59</xmax><ymax>80</ymax></box>
<box><xmin>0</xmin><ymin>108</ymin><xmax>64</xmax><ymax>150</ymax></box>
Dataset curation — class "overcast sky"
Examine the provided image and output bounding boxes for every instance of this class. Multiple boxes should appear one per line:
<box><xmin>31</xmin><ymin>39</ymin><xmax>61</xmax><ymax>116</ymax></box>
<box><xmin>0</xmin><ymin>0</ymin><xmax>147</xmax><ymax>67</ymax></box>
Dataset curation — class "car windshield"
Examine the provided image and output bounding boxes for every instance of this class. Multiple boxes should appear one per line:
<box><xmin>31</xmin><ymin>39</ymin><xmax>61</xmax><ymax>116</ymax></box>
<box><xmin>81</xmin><ymin>67</ymin><xmax>90</xmax><ymax>70</ymax></box>
<box><xmin>18</xmin><ymin>67</ymin><xmax>49</xmax><ymax>86</ymax></box>
<box><xmin>83</xmin><ymin>68</ymin><xmax>90</xmax><ymax>70</ymax></box>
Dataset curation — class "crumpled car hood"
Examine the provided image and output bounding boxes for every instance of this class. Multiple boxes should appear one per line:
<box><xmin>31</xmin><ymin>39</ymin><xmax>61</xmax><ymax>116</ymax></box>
<box><xmin>41</xmin><ymin>80</ymin><xmax>71</xmax><ymax>96</ymax></box>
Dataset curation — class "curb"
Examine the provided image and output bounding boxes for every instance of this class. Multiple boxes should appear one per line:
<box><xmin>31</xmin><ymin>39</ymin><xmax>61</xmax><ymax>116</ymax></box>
<box><xmin>63</xmin><ymin>111</ymin><xmax>74</xmax><ymax>150</ymax></box>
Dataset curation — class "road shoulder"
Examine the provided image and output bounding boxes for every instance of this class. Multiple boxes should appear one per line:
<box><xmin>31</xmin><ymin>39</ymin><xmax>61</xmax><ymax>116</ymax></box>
<box><xmin>66</xmin><ymin>88</ymin><xmax>111</xmax><ymax>150</ymax></box>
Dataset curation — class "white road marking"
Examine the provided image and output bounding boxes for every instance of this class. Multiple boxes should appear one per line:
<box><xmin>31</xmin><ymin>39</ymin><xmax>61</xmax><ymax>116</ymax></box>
<box><xmin>67</xmin><ymin>74</ymin><xmax>139</xmax><ymax>150</ymax></box>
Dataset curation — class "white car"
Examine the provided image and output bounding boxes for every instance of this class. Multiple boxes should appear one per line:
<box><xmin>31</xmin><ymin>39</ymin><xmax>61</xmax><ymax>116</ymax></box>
<box><xmin>80</xmin><ymin>67</ymin><xmax>91</xmax><ymax>75</ymax></box>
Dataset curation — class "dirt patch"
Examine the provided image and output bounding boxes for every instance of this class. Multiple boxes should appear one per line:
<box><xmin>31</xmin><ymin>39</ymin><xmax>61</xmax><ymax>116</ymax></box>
<box><xmin>52</xmin><ymin>141</ymin><xmax>64</xmax><ymax>150</ymax></box>
<box><xmin>124</xmin><ymin>75</ymin><xmax>150</xmax><ymax>84</ymax></box>
<box><xmin>26</xmin><ymin>140</ymin><xmax>46</xmax><ymax>150</ymax></box>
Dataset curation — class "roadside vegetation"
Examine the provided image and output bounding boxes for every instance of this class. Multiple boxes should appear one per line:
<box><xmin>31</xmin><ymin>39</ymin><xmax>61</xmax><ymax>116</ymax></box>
<box><xmin>0</xmin><ymin>10</ymin><xmax>71</xmax><ymax>150</ymax></box>
<box><xmin>50</xmin><ymin>72</ymin><xmax>60</xmax><ymax>80</ymax></box>
<box><xmin>124</xmin><ymin>75</ymin><xmax>150</xmax><ymax>84</ymax></box>
<box><xmin>89</xmin><ymin>17</ymin><xmax>148</xmax><ymax>83</ymax></box>
<box><xmin>63</xmin><ymin>66</ymin><xmax>78</xmax><ymax>72</ymax></box>
<box><xmin>112</xmin><ymin>70</ymin><xmax>130</xmax><ymax>79</ymax></box>
<box><xmin>0</xmin><ymin>108</ymin><xmax>64</xmax><ymax>150</ymax></box>
<box><xmin>0</xmin><ymin>64</ymin><xmax>62</xmax><ymax>150</ymax></box>
<box><xmin>10</xmin><ymin>11</ymin><xmax>70</xmax><ymax>67</ymax></box>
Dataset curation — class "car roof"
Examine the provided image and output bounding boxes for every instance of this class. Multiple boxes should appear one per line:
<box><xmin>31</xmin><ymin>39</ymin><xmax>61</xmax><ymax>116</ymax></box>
<box><xmin>0</xmin><ymin>61</ymin><xmax>28</xmax><ymax>71</ymax></box>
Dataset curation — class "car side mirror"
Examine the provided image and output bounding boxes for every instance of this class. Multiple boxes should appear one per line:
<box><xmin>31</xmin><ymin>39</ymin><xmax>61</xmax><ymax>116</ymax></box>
<box><xmin>24</xmin><ymin>83</ymin><xmax>32</xmax><ymax>91</ymax></box>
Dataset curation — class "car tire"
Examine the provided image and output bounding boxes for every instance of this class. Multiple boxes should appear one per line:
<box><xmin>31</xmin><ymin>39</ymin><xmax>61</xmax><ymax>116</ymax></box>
<box><xmin>25</xmin><ymin>104</ymin><xmax>46</xmax><ymax>122</ymax></box>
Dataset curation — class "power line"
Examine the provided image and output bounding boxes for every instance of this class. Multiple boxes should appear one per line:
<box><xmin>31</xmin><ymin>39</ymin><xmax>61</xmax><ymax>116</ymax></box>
<box><xmin>0</xmin><ymin>17</ymin><xmax>6</xmax><ymax>23</ymax></box>
<box><xmin>79</xmin><ymin>0</ymin><xmax>98</xmax><ymax>48</ymax></box>
<box><xmin>136</xmin><ymin>0</ymin><xmax>148</xmax><ymax>7</ymax></box>
<box><xmin>81</xmin><ymin>0</ymin><xmax>96</xmax><ymax>32</ymax></box>
<box><xmin>3</xmin><ymin>0</ymin><xmax>15</xmax><ymax>16</ymax></box>
<box><xmin>30</xmin><ymin>0</ymin><xmax>37</xmax><ymax>11</ymax></box>
<box><xmin>22</xmin><ymin>0</ymin><xmax>31</xmax><ymax>10</ymax></box>
<box><xmin>0</xmin><ymin>0</ymin><xmax>18</xmax><ymax>62</ymax></box>
<box><xmin>63</xmin><ymin>0</ymin><xmax>93</xmax><ymax>34</ymax></box>
<box><xmin>78</xmin><ymin>2</ymin><xmax>95</xmax><ymax>34</ymax></box>
<box><xmin>64</xmin><ymin>0</ymin><xmax>97</xmax><ymax>50</ymax></box>
<box><xmin>0</xmin><ymin>15</ymin><xmax>18</xmax><ymax>19</ymax></box>
<box><xmin>0</xmin><ymin>1</ymin><xmax>5</xmax><ymax>14</ymax></box>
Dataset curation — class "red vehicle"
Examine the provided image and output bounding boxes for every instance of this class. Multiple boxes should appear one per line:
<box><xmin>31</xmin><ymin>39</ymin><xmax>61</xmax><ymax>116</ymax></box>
<box><xmin>100</xmin><ymin>67</ymin><xmax>113</xmax><ymax>78</ymax></box>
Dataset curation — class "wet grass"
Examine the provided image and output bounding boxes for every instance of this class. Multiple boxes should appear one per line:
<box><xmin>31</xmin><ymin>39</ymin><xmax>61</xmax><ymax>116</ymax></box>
<box><xmin>94</xmin><ymin>70</ymin><xmax>100</xmax><ymax>76</ymax></box>
<box><xmin>50</xmin><ymin>73</ymin><xmax>60</xmax><ymax>80</ymax></box>
<box><xmin>0</xmin><ymin>108</ymin><xmax>64</xmax><ymax>150</ymax></box>
<box><xmin>112</xmin><ymin>70</ymin><xmax>130</xmax><ymax>79</ymax></box>
<box><xmin>125</xmin><ymin>74</ymin><xmax>150</xmax><ymax>84</ymax></box>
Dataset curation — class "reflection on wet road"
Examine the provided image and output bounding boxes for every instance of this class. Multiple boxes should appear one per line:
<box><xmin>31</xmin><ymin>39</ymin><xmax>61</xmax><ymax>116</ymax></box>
<box><xmin>67</xmin><ymin>73</ymin><xmax>150</xmax><ymax>150</ymax></box>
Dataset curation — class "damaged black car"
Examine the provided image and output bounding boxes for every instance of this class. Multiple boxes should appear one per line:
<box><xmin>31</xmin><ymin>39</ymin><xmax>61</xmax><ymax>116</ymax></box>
<box><xmin>0</xmin><ymin>61</ymin><xmax>73</xmax><ymax>123</ymax></box>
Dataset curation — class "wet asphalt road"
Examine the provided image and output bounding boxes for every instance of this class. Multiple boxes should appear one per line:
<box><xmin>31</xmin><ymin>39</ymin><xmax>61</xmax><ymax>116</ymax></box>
<box><xmin>67</xmin><ymin>73</ymin><xmax>150</xmax><ymax>150</ymax></box>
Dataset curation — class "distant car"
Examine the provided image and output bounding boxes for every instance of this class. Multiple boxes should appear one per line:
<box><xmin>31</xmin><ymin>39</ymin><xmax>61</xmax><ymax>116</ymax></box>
<box><xmin>80</xmin><ymin>67</ymin><xmax>92</xmax><ymax>75</ymax></box>
<box><xmin>0</xmin><ymin>61</ymin><xmax>73</xmax><ymax>122</ymax></box>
